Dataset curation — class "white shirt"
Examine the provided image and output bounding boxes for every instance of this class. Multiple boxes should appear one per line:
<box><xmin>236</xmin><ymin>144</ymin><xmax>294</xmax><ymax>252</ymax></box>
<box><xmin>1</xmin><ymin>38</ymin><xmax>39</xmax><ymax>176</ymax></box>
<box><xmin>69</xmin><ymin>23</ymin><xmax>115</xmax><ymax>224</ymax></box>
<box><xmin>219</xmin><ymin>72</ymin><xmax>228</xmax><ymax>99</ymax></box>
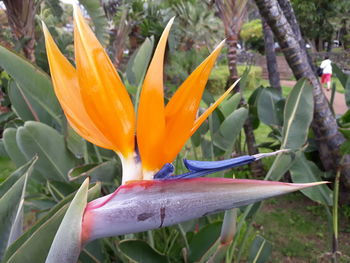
<box><xmin>320</xmin><ymin>59</ymin><xmax>332</xmax><ymax>74</ymax></box>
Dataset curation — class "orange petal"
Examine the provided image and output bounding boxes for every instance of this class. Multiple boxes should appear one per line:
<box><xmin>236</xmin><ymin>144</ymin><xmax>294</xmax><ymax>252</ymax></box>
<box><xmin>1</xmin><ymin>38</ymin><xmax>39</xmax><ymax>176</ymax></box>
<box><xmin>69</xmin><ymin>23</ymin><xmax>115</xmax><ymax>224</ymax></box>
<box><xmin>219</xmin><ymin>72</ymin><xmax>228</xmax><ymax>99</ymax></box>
<box><xmin>42</xmin><ymin>22</ymin><xmax>114</xmax><ymax>149</ymax></box>
<box><xmin>190</xmin><ymin>78</ymin><xmax>239</xmax><ymax>136</ymax></box>
<box><xmin>162</xmin><ymin>40</ymin><xmax>225</xmax><ymax>164</ymax></box>
<box><xmin>73</xmin><ymin>5</ymin><xmax>135</xmax><ymax>157</ymax></box>
<box><xmin>137</xmin><ymin>18</ymin><xmax>174</xmax><ymax>172</ymax></box>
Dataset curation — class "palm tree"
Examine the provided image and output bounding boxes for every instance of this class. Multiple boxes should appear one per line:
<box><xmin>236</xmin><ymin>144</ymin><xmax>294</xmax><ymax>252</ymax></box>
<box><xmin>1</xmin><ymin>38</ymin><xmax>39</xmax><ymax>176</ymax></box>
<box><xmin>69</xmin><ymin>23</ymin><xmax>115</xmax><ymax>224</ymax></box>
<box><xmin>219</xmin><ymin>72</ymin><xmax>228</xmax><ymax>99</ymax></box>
<box><xmin>214</xmin><ymin>0</ymin><xmax>247</xmax><ymax>84</ymax></box>
<box><xmin>2</xmin><ymin>0</ymin><xmax>37</xmax><ymax>63</ymax></box>
<box><xmin>172</xmin><ymin>1</ymin><xmax>222</xmax><ymax>50</ymax></box>
<box><xmin>255</xmin><ymin>0</ymin><xmax>350</xmax><ymax>190</ymax></box>
<box><xmin>215</xmin><ymin>0</ymin><xmax>265</xmax><ymax>177</ymax></box>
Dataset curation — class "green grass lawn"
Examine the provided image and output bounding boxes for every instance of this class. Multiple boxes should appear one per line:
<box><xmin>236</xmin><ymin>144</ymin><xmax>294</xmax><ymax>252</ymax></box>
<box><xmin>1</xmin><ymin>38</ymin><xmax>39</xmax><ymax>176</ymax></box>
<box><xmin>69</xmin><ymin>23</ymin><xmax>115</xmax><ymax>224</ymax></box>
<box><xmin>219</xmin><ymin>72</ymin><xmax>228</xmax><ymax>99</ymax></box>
<box><xmin>255</xmin><ymin>192</ymin><xmax>350</xmax><ymax>262</ymax></box>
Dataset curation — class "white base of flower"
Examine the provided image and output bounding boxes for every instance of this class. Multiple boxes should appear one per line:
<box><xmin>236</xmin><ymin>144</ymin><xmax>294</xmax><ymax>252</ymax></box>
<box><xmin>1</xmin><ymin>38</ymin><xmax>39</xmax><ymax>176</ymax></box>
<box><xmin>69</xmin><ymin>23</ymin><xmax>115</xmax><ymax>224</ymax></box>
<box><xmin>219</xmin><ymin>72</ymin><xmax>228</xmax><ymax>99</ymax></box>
<box><xmin>142</xmin><ymin>169</ymin><xmax>157</xmax><ymax>181</ymax></box>
<box><xmin>119</xmin><ymin>152</ymin><xmax>142</xmax><ymax>184</ymax></box>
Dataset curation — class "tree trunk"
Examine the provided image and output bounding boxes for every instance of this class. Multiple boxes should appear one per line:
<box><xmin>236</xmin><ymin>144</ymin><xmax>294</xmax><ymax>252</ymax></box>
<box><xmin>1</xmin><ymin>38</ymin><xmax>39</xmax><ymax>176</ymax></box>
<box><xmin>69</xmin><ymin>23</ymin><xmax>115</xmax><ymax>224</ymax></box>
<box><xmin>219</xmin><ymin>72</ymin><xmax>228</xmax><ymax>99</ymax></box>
<box><xmin>254</xmin><ymin>0</ymin><xmax>350</xmax><ymax>190</ymax></box>
<box><xmin>226</xmin><ymin>35</ymin><xmax>239</xmax><ymax>84</ymax></box>
<box><xmin>3</xmin><ymin>0</ymin><xmax>36</xmax><ymax>63</ymax></box>
<box><xmin>110</xmin><ymin>8</ymin><xmax>130</xmax><ymax>68</ymax></box>
<box><xmin>215</xmin><ymin>0</ymin><xmax>265</xmax><ymax>177</ymax></box>
<box><xmin>112</xmin><ymin>24</ymin><xmax>128</xmax><ymax>68</ymax></box>
<box><xmin>227</xmin><ymin>35</ymin><xmax>265</xmax><ymax>177</ymax></box>
<box><xmin>243</xmin><ymin>118</ymin><xmax>265</xmax><ymax>176</ymax></box>
<box><xmin>262</xmin><ymin>18</ymin><xmax>281</xmax><ymax>92</ymax></box>
<box><xmin>277</xmin><ymin>0</ymin><xmax>315</xmax><ymax>71</ymax></box>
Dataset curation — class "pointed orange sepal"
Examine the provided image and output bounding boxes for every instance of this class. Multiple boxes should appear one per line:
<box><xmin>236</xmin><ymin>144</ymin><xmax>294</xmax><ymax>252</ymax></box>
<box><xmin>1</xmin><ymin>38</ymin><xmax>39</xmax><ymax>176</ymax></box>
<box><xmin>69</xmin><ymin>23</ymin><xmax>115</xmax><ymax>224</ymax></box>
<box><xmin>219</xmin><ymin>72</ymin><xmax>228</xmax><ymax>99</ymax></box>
<box><xmin>190</xmin><ymin>78</ymin><xmax>239</xmax><ymax>136</ymax></box>
<box><xmin>162</xmin><ymin>40</ymin><xmax>225</xmax><ymax>164</ymax></box>
<box><xmin>137</xmin><ymin>18</ymin><xmax>175</xmax><ymax>172</ymax></box>
<box><xmin>42</xmin><ymin>22</ymin><xmax>114</xmax><ymax>149</ymax></box>
<box><xmin>73</xmin><ymin>5</ymin><xmax>135</xmax><ymax>157</ymax></box>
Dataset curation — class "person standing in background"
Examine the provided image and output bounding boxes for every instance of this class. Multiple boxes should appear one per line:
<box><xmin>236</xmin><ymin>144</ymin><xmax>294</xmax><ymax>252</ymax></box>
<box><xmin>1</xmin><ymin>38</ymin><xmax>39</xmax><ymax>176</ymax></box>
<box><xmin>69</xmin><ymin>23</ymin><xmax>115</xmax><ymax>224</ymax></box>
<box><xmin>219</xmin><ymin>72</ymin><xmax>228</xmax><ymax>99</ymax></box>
<box><xmin>320</xmin><ymin>56</ymin><xmax>332</xmax><ymax>91</ymax></box>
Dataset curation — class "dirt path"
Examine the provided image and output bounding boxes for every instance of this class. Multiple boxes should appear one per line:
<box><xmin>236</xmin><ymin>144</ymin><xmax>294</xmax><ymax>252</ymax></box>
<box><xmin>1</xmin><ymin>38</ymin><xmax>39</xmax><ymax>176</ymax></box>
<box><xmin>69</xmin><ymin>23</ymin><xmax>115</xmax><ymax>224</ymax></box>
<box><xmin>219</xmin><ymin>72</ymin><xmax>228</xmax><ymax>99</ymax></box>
<box><xmin>257</xmin><ymin>56</ymin><xmax>348</xmax><ymax>115</ymax></box>
<box><xmin>280</xmin><ymin>80</ymin><xmax>347</xmax><ymax>115</ymax></box>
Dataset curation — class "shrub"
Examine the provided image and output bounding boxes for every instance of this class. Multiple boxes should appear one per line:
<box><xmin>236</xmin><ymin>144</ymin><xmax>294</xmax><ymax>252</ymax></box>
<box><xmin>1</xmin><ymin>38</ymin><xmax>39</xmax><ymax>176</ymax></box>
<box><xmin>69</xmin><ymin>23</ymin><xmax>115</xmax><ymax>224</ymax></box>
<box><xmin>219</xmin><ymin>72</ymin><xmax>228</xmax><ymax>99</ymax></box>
<box><xmin>207</xmin><ymin>65</ymin><xmax>262</xmax><ymax>94</ymax></box>
<box><xmin>240</xmin><ymin>19</ymin><xmax>265</xmax><ymax>54</ymax></box>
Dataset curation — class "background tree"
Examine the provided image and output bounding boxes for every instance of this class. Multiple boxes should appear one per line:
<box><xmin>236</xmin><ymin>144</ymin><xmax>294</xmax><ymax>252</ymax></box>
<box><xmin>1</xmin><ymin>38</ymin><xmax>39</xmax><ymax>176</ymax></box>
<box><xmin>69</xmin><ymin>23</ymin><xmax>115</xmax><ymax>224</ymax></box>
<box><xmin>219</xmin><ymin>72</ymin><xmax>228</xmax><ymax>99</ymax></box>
<box><xmin>254</xmin><ymin>0</ymin><xmax>350</xmax><ymax>195</ymax></box>
<box><xmin>215</xmin><ymin>0</ymin><xmax>265</xmax><ymax>178</ymax></box>
<box><xmin>240</xmin><ymin>19</ymin><xmax>264</xmax><ymax>53</ymax></box>
<box><xmin>262</xmin><ymin>17</ymin><xmax>281</xmax><ymax>92</ymax></box>
<box><xmin>2</xmin><ymin>0</ymin><xmax>37</xmax><ymax>62</ymax></box>
<box><xmin>214</xmin><ymin>0</ymin><xmax>247</xmax><ymax>84</ymax></box>
<box><xmin>291</xmin><ymin>0</ymin><xmax>350</xmax><ymax>51</ymax></box>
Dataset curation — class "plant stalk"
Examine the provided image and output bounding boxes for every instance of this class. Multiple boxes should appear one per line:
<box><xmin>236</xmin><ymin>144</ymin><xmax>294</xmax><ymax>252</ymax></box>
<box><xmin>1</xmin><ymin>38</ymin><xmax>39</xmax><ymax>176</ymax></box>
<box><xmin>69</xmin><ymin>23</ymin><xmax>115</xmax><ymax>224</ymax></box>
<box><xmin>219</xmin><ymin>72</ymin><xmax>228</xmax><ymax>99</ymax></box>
<box><xmin>332</xmin><ymin>168</ymin><xmax>340</xmax><ymax>263</ymax></box>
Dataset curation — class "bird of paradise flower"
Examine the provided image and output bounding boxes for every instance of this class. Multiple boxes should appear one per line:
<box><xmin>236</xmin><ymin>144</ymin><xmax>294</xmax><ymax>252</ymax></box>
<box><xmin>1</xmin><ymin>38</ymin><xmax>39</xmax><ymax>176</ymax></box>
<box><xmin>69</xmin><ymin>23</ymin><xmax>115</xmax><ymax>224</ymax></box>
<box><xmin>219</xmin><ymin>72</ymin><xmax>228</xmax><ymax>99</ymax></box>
<box><xmin>42</xmin><ymin>5</ymin><xmax>326</xmax><ymax>257</ymax></box>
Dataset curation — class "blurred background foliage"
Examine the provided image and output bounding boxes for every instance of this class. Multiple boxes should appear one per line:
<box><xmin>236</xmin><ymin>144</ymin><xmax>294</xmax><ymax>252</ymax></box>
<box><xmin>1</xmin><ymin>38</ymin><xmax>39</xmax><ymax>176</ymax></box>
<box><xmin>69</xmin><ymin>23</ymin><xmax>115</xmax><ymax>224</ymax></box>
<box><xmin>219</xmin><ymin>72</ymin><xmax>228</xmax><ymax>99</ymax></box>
<box><xmin>0</xmin><ymin>0</ymin><xmax>349</xmax><ymax>262</ymax></box>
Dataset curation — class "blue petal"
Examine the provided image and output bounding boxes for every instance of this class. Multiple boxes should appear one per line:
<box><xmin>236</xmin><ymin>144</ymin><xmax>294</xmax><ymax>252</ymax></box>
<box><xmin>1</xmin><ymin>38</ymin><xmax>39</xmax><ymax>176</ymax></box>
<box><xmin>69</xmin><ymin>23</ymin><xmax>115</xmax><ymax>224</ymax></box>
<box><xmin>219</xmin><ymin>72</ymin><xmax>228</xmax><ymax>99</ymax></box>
<box><xmin>162</xmin><ymin>156</ymin><xmax>254</xmax><ymax>180</ymax></box>
<box><xmin>154</xmin><ymin>163</ymin><xmax>175</xmax><ymax>179</ymax></box>
<box><xmin>156</xmin><ymin>151</ymin><xmax>288</xmax><ymax>180</ymax></box>
<box><xmin>184</xmin><ymin>155</ymin><xmax>256</xmax><ymax>172</ymax></box>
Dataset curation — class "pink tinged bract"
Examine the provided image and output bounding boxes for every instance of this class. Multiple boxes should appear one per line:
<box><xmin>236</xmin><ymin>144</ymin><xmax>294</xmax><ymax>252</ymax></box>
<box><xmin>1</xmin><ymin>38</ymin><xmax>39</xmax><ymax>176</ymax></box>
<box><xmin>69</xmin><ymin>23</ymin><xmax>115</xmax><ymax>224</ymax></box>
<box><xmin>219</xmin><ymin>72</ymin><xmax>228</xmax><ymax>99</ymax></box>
<box><xmin>81</xmin><ymin>178</ymin><xmax>327</xmax><ymax>244</ymax></box>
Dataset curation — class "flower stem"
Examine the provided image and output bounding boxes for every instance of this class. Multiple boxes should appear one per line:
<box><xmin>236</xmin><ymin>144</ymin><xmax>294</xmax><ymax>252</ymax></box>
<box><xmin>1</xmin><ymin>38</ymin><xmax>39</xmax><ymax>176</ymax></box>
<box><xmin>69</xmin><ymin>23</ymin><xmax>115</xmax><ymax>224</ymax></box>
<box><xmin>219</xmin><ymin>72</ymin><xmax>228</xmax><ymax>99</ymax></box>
<box><xmin>332</xmin><ymin>168</ymin><xmax>340</xmax><ymax>263</ymax></box>
<box><xmin>178</xmin><ymin>224</ymin><xmax>190</xmax><ymax>251</ymax></box>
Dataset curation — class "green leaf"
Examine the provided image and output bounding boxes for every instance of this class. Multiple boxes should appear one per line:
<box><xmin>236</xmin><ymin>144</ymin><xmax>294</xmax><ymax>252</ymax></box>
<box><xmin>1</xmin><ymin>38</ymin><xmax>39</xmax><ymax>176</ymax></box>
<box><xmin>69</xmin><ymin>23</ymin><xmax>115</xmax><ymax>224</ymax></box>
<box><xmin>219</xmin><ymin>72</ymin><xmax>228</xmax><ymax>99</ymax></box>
<box><xmin>191</xmin><ymin>109</ymin><xmax>210</xmax><ymax>147</ymax></box>
<box><xmin>188</xmin><ymin>222</ymin><xmax>222</xmax><ymax>262</ymax></box>
<box><xmin>342</xmin><ymin>84</ymin><xmax>350</xmax><ymax>109</ymax></box>
<box><xmin>211</xmin><ymin>110</ymin><xmax>226</xmax><ymax>135</ymax></box>
<box><xmin>340</xmin><ymin>140</ymin><xmax>350</xmax><ymax>155</ymax></box>
<box><xmin>79</xmin><ymin>0</ymin><xmax>109</xmax><ymax>46</ymax></box>
<box><xmin>219</xmin><ymin>93</ymin><xmax>241</xmax><ymax>118</ymax></box>
<box><xmin>201</xmin><ymin>138</ymin><xmax>214</xmax><ymax>160</ymax></box>
<box><xmin>339</xmin><ymin>127</ymin><xmax>350</xmax><ymax>140</ymax></box>
<box><xmin>16</xmin><ymin>121</ymin><xmax>78</xmax><ymax>182</ymax></box>
<box><xmin>332</xmin><ymin>63</ymin><xmax>350</xmax><ymax>106</ymax></box>
<box><xmin>68</xmin><ymin>164</ymin><xmax>98</xmax><ymax>179</ymax></box>
<box><xmin>4</xmin><ymin>119</ymin><xmax>23</xmax><ymax>130</ymax></box>
<box><xmin>46</xmin><ymin>178</ymin><xmax>89</xmax><ymax>263</ymax></box>
<box><xmin>0</xmin><ymin>158</ymin><xmax>36</xmax><ymax>260</ymax></box>
<box><xmin>281</xmin><ymin>79</ymin><xmax>313</xmax><ymax>149</ymax></box>
<box><xmin>332</xmin><ymin>63</ymin><xmax>348</xmax><ymax>88</ymax></box>
<box><xmin>79</xmin><ymin>240</ymin><xmax>104</xmax><ymax>263</ymax></box>
<box><xmin>191</xmin><ymin>128</ymin><xmax>202</xmax><ymax>148</ymax></box>
<box><xmin>257</xmin><ymin>87</ymin><xmax>283</xmax><ymax>127</ymax></box>
<box><xmin>202</xmin><ymin>90</ymin><xmax>216</xmax><ymax>105</ymax></box>
<box><xmin>126</xmin><ymin>37</ymin><xmax>154</xmax><ymax>88</ymax></box>
<box><xmin>338</xmin><ymin>110</ymin><xmax>350</xmax><ymax>127</ymax></box>
<box><xmin>248</xmin><ymin>87</ymin><xmax>264</xmax><ymax>130</ymax></box>
<box><xmin>0</xmin><ymin>159</ymin><xmax>35</xmax><ymax>198</ymax></box>
<box><xmin>46</xmin><ymin>181</ymin><xmax>79</xmax><ymax>202</ymax></box>
<box><xmin>65</xmin><ymin>125</ymin><xmax>86</xmax><ymax>159</ymax></box>
<box><xmin>0</xmin><ymin>45</ymin><xmax>62</xmax><ymax>124</ymax></box>
<box><xmin>3</xmin><ymin>128</ymin><xmax>27</xmax><ymax>168</ymax></box>
<box><xmin>265</xmin><ymin>152</ymin><xmax>296</xmax><ymax>181</ymax></box>
<box><xmin>237</xmin><ymin>65</ymin><xmax>251</xmax><ymax>93</ymax></box>
<box><xmin>69</xmin><ymin>159</ymin><xmax>121</xmax><ymax>185</ymax></box>
<box><xmin>0</xmin><ymin>112</ymin><xmax>15</xmax><ymax>126</ymax></box>
<box><xmin>8</xmin><ymin>81</ymin><xmax>36</xmax><ymax>121</ymax></box>
<box><xmin>0</xmin><ymin>141</ymin><xmax>9</xmax><ymax>158</ymax></box>
<box><xmin>275</xmin><ymin>99</ymin><xmax>285</xmax><ymax>127</ymax></box>
<box><xmin>247</xmin><ymin>235</ymin><xmax>272</xmax><ymax>263</ymax></box>
<box><xmin>213</xmin><ymin>108</ymin><xmax>248</xmax><ymax>152</ymax></box>
<box><xmin>207</xmin><ymin>210</ymin><xmax>237</xmax><ymax>263</ymax></box>
<box><xmin>118</xmin><ymin>240</ymin><xmax>168</xmax><ymax>263</ymax></box>
<box><xmin>290</xmin><ymin>154</ymin><xmax>332</xmax><ymax>205</ymax></box>
<box><xmin>8</xmin><ymin>81</ymin><xmax>52</xmax><ymax>125</ymax></box>
<box><xmin>3</xmin><ymin>183</ymin><xmax>101</xmax><ymax>263</ymax></box>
